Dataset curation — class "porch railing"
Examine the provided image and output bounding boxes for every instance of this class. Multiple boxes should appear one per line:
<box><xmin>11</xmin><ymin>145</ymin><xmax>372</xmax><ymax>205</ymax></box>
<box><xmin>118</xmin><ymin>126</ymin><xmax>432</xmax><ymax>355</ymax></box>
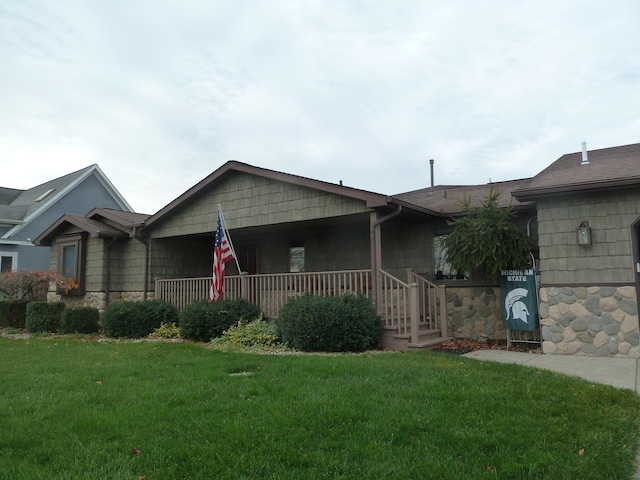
<box><xmin>155</xmin><ymin>270</ymin><xmax>371</xmax><ymax>317</ymax></box>
<box><xmin>406</xmin><ymin>269</ymin><xmax>448</xmax><ymax>345</ymax></box>
<box><xmin>155</xmin><ymin>269</ymin><xmax>447</xmax><ymax>346</ymax></box>
<box><xmin>233</xmin><ymin>270</ymin><xmax>371</xmax><ymax>319</ymax></box>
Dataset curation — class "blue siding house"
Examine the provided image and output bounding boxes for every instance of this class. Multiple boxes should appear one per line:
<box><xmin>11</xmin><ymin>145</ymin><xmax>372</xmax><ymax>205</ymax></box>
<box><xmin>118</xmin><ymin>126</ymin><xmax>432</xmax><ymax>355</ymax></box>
<box><xmin>0</xmin><ymin>164</ymin><xmax>133</xmax><ymax>272</ymax></box>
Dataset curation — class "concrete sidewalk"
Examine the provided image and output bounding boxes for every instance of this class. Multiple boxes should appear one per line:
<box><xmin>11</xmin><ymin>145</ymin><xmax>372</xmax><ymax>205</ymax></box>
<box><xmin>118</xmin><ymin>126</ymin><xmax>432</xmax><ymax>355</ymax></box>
<box><xmin>462</xmin><ymin>350</ymin><xmax>640</xmax><ymax>393</ymax></box>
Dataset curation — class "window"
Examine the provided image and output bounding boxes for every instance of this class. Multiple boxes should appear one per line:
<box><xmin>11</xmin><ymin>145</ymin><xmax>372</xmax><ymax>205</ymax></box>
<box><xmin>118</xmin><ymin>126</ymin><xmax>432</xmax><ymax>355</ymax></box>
<box><xmin>57</xmin><ymin>234</ymin><xmax>85</xmax><ymax>294</ymax></box>
<box><xmin>290</xmin><ymin>244</ymin><xmax>305</xmax><ymax>273</ymax></box>
<box><xmin>0</xmin><ymin>253</ymin><xmax>17</xmax><ymax>273</ymax></box>
<box><xmin>434</xmin><ymin>234</ymin><xmax>468</xmax><ymax>280</ymax></box>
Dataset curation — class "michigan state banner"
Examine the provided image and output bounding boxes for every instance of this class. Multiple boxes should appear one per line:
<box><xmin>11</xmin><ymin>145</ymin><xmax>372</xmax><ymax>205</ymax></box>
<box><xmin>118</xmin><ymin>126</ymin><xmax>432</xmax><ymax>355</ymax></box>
<box><xmin>500</xmin><ymin>269</ymin><xmax>537</xmax><ymax>332</ymax></box>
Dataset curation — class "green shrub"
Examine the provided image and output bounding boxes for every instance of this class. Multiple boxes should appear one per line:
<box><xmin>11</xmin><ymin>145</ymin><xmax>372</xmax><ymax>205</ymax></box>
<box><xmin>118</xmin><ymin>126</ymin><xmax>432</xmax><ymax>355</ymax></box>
<box><xmin>0</xmin><ymin>299</ymin><xmax>28</xmax><ymax>329</ymax></box>
<box><xmin>149</xmin><ymin>322</ymin><xmax>181</xmax><ymax>339</ymax></box>
<box><xmin>101</xmin><ymin>300</ymin><xmax>178</xmax><ymax>338</ymax></box>
<box><xmin>277</xmin><ymin>293</ymin><xmax>382</xmax><ymax>352</ymax></box>
<box><xmin>211</xmin><ymin>317</ymin><xmax>281</xmax><ymax>350</ymax></box>
<box><xmin>180</xmin><ymin>298</ymin><xmax>261</xmax><ymax>342</ymax></box>
<box><xmin>25</xmin><ymin>301</ymin><xmax>65</xmax><ymax>333</ymax></box>
<box><xmin>59</xmin><ymin>306</ymin><xmax>100</xmax><ymax>334</ymax></box>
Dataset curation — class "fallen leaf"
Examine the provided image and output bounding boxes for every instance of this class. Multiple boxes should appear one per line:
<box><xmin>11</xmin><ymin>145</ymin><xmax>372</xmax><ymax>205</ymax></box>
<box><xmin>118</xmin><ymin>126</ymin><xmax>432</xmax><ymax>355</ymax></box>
<box><xmin>578</xmin><ymin>448</ymin><xmax>585</xmax><ymax>456</ymax></box>
<box><xmin>131</xmin><ymin>448</ymin><xmax>141</xmax><ymax>456</ymax></box>
<box><xmin>487</xmin><ymin>465</ymin><xmax>494</xmax><ymax>473</ymax></box>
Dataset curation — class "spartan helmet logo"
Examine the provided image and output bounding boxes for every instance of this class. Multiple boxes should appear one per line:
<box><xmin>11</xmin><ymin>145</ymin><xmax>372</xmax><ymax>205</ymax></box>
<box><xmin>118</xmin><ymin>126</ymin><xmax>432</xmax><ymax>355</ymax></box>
<box><xmin>505</xmin><ymin>288</ymin><xmax>530</xmax><ymax>324</ymax></box>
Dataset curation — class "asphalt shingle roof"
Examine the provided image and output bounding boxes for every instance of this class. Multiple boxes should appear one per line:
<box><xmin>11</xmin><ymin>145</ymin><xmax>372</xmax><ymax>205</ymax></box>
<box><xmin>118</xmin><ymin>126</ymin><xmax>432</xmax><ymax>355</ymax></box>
<box><xmin>394</xmin><ymin>178</ymin><xmax>534</xmax><ymax>216</ymax></box>
<box><xmin>513</xmin><ymin>143</ymin><xmax>640</xmax><ymax>200</ymax></box>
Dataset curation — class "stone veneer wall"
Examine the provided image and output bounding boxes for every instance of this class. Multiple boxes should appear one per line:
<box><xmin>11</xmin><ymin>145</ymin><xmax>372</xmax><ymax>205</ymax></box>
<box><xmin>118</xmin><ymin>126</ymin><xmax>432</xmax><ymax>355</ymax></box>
<box><xmin>47</xmin><ymin>291</ymin><xmax>154</xmax><ymax>313</ymax></box>
<box><xmin>446</xmin><ymin>286</ymin><xmax>507</xmax><ymax>341</ymax></box>
<box><xmin>539</xmin><ymin>285</ymin><xmax>639</xmax><ymax>358</ymax></box>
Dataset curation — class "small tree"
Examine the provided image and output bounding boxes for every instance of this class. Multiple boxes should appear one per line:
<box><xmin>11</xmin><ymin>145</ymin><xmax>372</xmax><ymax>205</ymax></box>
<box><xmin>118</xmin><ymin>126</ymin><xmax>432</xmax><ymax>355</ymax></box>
<box><xmin>442</xmin><ymin>186</ymin><xmax>531</xmax><ymax>281</ymax></box>
<box><xmin>0</xmin><ymin>270</ymin><xmax>77</xmax><ymax>301</ymax></box>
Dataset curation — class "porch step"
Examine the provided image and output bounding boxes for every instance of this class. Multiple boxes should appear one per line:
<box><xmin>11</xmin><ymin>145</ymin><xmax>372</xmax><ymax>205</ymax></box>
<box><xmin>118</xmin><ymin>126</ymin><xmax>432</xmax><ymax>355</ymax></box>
<box><xmin>407</xmin><ymin>336</ymin><xmax>453</xmax><ymax>350</ymax></box>
<box><xmin>381</xmin><ymin>324</ymin><xmax>449</xmax><ymax>351</ymax></box>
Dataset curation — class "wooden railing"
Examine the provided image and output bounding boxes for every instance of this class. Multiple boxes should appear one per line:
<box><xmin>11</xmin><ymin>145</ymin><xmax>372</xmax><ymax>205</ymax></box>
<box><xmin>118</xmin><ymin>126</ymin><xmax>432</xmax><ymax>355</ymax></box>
<box><xmin>379</xmin><ymin>270</ymin><xmax>410</xmax><ymax>336</ymax></box>
<box><xmin>155</xmin><ymin>269</ymin><xmax>447</xmax><ymax>346</ymax></box>
<box><xmin>235</xmin><ymin>270</ymin><xmax>371</xmax><ymax>319</ymax></box>
<box><xmin>155</xmin><ymin>270</ymin><xmax>371</xmax><ymax>318</ymax></box>
<box><xmin>406</xmin><ymin>269</ymin><xmax>448</xmax><ymax>344</ymax></box>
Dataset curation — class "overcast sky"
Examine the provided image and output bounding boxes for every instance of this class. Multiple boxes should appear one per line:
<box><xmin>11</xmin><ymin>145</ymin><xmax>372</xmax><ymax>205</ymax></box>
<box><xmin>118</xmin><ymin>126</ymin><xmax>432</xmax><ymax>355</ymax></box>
<box><xmin>1</xmin><ymin>1</ymin><xmax>639</xmax><ymax>214</ymax></box>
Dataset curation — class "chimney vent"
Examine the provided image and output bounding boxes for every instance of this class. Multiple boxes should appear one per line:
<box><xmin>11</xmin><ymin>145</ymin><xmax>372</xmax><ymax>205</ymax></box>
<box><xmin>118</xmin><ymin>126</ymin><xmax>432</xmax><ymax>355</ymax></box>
<box><xmin>581</xmin><ymin>141</ymin><xmax>589</xmax><ymax>165</ymax></box>
<box><xmin>429</xmin><ymin>159</ymin><xmax>435</xmax><ymax>194</ymax></box>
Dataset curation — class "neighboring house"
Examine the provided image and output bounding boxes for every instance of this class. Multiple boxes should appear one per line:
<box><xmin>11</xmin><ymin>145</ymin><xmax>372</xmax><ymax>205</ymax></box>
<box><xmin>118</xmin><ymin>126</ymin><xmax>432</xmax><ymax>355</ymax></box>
<box><xmin>34</xmin><ymin>143</ymin><xmax>640</xmax><ymax>357</ymax></box>
<box><xmin>0</xmin><ymin>165</ymin><xmax>133</xmax><ymax>273</ymax></box>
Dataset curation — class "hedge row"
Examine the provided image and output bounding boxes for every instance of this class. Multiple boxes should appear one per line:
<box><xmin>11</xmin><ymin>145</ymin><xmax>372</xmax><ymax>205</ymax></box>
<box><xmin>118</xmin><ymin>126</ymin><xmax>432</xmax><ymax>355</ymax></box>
<box><xmin>1</xmin><ymin>294</ymin><xmax>383</xmax><ymax>352</ymax></box>
<box><xmin>0</xmin><ymin>300</ymin><xmax>101</xmax><ymax>334</ymax></box>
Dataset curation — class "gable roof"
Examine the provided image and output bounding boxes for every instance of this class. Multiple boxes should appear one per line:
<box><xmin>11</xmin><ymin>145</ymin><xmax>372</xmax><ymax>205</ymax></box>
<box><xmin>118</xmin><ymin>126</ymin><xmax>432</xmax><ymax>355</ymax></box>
<box><xmin>87</xmin><ymin>208</ymin><xmax>148</xmax><ymax>227</ymax></box>
<box><xmin>513</xmin><ymin>142</ymin><xmax>640</xmax><ymax>201</ymax></box>
<box><xmin>34</xmin><ymin>208</ymin><xmax>150</xmax><ymax>246</ymax></box>
<box><xmin>394</xmin><ymin>178</ymin><xmax>535</xmax><ymax>216</ymax></box>
<box><xmin>143</xmin><ymin>160</ymin><xmax>440</xmax><ymax>230</ymax></box>
<box><xmin>1</xmin><ymin>164</ymin><xmax>133</xmax><ymax>239</ymax></box>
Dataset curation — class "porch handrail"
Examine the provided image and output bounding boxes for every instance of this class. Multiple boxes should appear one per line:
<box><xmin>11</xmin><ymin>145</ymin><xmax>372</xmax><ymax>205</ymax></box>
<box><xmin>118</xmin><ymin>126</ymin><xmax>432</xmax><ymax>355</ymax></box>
<box><xmin>378</xmin><ymin>270</ymin><xmax>411</xmax><ymax>336</ymax></box>
<box><xmin>406</xmin><ymin>269</ymin><xmax>448</xmax><ymax>338</ymax></box>
<box><xmin>155</xmin><ymin>270</ymin><xmax>371</xmax><ymax>318</ymax></box>
<box><xmin>236</xmin><ymin>270</ymin><xmax>371</xmax><ymax>319</ymax></box>
<box><xmin>154</xmin><ymin>269</ymin><xmax>447</xmax><ymax>346</ymax></box>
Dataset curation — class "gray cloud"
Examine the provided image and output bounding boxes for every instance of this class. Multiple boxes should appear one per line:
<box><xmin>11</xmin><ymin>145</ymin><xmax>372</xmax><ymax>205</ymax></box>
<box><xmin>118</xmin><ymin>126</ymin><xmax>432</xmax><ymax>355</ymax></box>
<box><xmin>1</xmin><ymin>0</ymin><xmax>639</xmax><ymax>214</ymax></box>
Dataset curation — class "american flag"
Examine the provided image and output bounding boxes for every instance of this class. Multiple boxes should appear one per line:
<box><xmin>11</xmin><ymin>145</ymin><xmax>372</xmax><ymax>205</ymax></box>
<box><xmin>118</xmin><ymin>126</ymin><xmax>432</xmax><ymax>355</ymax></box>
<box><xmin>208</xmin><ymin>208</ymin><xmax>234</xmax><ymax>302</ymax></box>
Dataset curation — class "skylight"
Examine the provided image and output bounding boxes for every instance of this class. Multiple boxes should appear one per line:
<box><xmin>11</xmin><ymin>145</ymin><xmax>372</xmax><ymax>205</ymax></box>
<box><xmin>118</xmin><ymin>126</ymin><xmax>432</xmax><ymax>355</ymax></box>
<box><xmin>35</xmin><ymin>188</ymin><xmax>56</xmax><ymax>202</ymax></box>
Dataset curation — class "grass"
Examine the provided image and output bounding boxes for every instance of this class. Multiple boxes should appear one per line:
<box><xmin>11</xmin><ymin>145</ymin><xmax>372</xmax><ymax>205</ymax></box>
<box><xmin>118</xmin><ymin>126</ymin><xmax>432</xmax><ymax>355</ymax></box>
<box><xmin>0</xmin><ymin>337</ymin><xmax>639</xmax><ymax>479</ymax></box>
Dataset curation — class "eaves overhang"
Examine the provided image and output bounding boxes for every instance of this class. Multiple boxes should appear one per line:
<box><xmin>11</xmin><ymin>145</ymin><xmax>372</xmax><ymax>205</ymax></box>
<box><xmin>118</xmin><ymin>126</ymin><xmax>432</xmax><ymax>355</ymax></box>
<box><xmin>513</xmin><ymin>176</ymin><xmax>640</xmax><ymax>202</ymax></box>
<box><xmin>34</xmin><ymin>214</ymin><xmax>130</xmax><ymax>246</ymax></box>
<box><xmin>387</xmin><ymin>197</ymin><xmax>443</xmax><ymax>218</ymax></box>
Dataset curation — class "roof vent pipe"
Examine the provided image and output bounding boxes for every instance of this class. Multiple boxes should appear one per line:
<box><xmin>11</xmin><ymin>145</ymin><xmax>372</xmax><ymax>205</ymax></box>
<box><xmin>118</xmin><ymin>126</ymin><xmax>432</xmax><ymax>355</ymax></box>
<box><xmin>430</xmin><ymin>159</ymin><xmax>435</xmax><ymax>194</ymax></box>
<box><xmin>581</xmin><ymin>141</ymin><xmax>589</xmax><ymax>165</ymax></box>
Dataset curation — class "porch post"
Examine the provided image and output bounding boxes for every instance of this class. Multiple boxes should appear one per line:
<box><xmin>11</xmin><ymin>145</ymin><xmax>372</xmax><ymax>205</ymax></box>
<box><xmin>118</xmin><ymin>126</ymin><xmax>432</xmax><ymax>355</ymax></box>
<box><xmin>369</xmin><ymin>212</ymin><xmax>380</xmax><ymax>313</ymax></box>
<box><xmin>438</xmin><ymin>285</ymin><xmax>448</xmax><ymax>338</ymax></box>
<box><xmin>409</xmin><ymin>283</ymin><xmax>419</xmax><ymax>344</ymax></box>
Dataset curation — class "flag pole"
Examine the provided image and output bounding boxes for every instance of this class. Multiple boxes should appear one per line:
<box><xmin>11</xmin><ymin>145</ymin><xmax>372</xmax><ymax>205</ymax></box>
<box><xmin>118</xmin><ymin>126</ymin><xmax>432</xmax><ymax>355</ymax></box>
<box><xmin>217</xmin><ymin>204</ymin><xmax>242</xmax><ymax>275</ymax></box>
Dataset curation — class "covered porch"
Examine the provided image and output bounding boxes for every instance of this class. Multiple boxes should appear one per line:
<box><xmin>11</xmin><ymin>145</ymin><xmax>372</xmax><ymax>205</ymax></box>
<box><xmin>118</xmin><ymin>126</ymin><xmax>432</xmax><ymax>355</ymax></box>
<box><xmin>155</xmin><ymin>268</ymin><xmax>449</xmax><ymax>350</ymax></box>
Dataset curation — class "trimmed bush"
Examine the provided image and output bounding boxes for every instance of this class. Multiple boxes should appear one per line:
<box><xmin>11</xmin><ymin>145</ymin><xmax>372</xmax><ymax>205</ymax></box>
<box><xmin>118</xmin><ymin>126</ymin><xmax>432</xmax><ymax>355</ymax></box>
<box><xmin>180</xmin><ymin>298</ymin><xmax>261</xmax><ymax>342</ymax></box>
<box><xmin>0</xmin><ymin>299</ymin><xmax>28</xmax><ymax>329</ymax></box>
<box><xmin>101</xmin><ymin>300</ymin><xmax>179</xmax><ymax>338</ymax></box>
<box><xmin>211</xmin><ymin>317</ymin><xmax>280</xmax><ymax>350</ymax></box>
<box><xmin>59</xmin><ymin>306</ymin><xmax>100</xmax><ymax>334</ymax></box>
<box><xmin>277</xmin><ymin>293</ymin><xmax>382</xmax><ymax>352</ymax></box>
<box><xmin>149</xmin><ymin>322</ymin><xmax>181</xmax><ymax>339</ymax></box>
<box><xmin>25</xmin><ymin>301</ymin><xmax>66</xmax><ymax>333</ymax></box>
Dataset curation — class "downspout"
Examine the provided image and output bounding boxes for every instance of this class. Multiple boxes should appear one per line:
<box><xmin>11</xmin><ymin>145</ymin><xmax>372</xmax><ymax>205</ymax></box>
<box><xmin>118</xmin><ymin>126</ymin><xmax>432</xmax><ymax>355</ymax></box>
<box><xmin>370</xmin><ymin>204</ymin><xmax>402</xmax><ymax>313</ymax></box>
<box><xmin>131</xmin><ymin>226</ymin><xmax>150</xmax><ymax>300</ymax></box>
<box><xmin>140</xmin><ymin>238</ymin><xmax>150</xmax><ymax>300</ymax></box>
<box><xmin>105</xmin><ymin>238</ymin><xmax>118</xmax><ymax>306</ymax></box>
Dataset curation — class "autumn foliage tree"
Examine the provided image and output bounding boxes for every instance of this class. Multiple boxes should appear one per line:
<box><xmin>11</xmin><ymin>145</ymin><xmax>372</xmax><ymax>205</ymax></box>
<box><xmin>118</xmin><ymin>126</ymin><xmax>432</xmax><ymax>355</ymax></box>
<box><xmin>442</xmin><ymin>186</ymin><xmax>531</xmax><ymax>281</ymax></box>
<box><xmin>0</xmin><ymin>270</ymin><xmax>77</xmax><ymax>301</ymax></box>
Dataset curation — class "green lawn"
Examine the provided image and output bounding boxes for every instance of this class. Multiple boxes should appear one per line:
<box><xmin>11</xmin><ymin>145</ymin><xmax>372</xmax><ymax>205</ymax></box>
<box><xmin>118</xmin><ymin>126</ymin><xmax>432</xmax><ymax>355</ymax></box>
<box><xmin>0</xmin><ymin>337</ymin><xmax>639</xmax><ymax>479</ymax></box>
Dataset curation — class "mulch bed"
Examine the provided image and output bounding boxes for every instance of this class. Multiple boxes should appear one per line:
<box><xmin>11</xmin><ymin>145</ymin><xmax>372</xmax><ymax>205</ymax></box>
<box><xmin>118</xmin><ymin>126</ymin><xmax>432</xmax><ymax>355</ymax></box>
<box><xmin>431</xmin><ymin>338</ymin><xmax>542</xmax><ymax>355</ymax></box>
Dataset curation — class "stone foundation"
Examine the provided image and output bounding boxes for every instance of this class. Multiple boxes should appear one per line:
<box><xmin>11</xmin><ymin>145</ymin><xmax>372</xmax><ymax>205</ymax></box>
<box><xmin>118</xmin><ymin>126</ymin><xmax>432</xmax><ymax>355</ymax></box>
<box><xmin>47</xmin><ymin>291</ymin><xmax>154</xmax><ymax>313</ymax></box>
<box><xmin>446</xmin><ymin>286</ymin><xmax>506</xmax><ymax>341</ymax></box>
<box><xmin>539</xmin><ymin>286</ymin><xmax>639</xmax><ymax>358</ymax></box>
